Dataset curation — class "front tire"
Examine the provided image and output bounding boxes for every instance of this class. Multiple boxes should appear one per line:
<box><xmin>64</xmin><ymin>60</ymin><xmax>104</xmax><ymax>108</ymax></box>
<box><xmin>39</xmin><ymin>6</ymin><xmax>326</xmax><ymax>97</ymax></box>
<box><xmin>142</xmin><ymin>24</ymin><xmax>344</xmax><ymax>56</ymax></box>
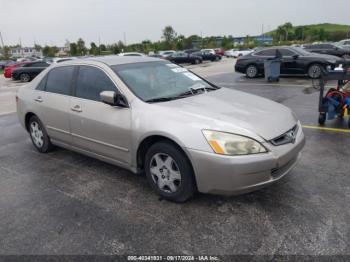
<box><xmin>145</xmin><ymin>142</ymin><xmax>196</xmax><ymax>202</ymax></box>
<box><xmin>308</xmin><ymin>64</ymin><xmax>323</xmax><ymax>79</ymax></box>
<box><xmin>28</xmin><ymin>116</ymin><xmax>53</xmax><ymax>153</ymax></box>
<box><xmin>246</xmin><ymin>65</ymin><xmax>258</xmax><ymax>78</ymax></box>
<box><xmin>20</xmin><ymin>73</ymin><xmax>31</xmax><ymax>82</ymax></box>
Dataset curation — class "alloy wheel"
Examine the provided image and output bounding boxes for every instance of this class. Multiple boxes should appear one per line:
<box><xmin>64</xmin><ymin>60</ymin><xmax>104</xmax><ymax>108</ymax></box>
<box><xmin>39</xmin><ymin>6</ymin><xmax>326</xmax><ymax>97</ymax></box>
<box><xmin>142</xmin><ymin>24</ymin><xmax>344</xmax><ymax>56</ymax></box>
<box><xmin>246</xmin><ymin>65</ymin><xmax>258</xmax><ymax>78</ymax></box>
<box><xmin>308</xmin><ymin>65</ymin><xmax>322</xmax><ymax>79</ymax></box>
<box><xmin>20</xmin><ymin>73</ymin><xmax>30</xmax><ymax>82</ymax></box>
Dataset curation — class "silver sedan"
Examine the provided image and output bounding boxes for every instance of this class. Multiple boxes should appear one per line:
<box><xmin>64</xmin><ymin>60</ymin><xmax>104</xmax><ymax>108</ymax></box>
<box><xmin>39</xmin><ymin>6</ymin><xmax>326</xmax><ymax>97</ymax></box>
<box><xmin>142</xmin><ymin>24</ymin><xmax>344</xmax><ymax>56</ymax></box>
<box><xmin>17</xmin><ymin>56</ymin><xmax>305</xmax><ymax>202</ymax></box>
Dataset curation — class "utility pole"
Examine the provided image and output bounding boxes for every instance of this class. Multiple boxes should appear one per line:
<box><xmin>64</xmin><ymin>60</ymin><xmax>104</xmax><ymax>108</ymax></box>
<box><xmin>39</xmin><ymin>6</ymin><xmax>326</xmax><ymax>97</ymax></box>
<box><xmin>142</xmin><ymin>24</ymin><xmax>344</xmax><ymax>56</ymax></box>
<box><xmin>200</xmin><ymin>31</ymin><xmax>203</xmax><ymax>49</ymax></box>
<box><xmin>98</xmin><ymin>36</ymin><xmax>101</xmax><ymax>55</ymax></box>
<box><xmin>0</xmin><ymin>31</ymin><xmax>4</xmax><ymax>49</ymax></box>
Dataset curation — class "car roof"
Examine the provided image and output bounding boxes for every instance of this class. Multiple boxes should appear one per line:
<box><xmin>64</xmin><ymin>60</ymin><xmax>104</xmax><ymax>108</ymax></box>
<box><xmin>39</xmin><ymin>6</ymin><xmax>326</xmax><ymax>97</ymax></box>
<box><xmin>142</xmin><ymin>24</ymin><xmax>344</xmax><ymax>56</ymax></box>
<box><xmin>63</xmin><ymin>55</ymin><xmax>163</xmax><ymax>66</ymax></box>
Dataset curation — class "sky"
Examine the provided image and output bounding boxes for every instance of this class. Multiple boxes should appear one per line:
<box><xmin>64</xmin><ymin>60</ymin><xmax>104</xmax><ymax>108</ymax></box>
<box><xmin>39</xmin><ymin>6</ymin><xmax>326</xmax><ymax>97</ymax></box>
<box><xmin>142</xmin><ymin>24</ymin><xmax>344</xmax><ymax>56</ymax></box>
<box><xmin>0</xmin><ymin>0</ymin><xmax>349</xmax><ymax>47</ymax></box>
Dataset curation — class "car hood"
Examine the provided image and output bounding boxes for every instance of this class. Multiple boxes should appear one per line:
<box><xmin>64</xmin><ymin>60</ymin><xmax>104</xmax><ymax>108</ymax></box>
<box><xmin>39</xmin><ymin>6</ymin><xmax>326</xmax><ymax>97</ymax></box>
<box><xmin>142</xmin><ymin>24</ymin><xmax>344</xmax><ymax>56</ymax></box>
<box><xmin>157</xmin><ymin>88</ymin><xmax>297</xmax><ymax>141</ymax></box>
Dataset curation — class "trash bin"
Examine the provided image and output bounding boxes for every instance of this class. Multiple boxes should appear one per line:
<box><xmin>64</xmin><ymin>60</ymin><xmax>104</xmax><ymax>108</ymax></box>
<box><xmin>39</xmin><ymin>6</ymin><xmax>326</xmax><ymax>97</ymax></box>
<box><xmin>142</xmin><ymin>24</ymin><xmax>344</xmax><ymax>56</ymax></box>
<box><xmin>264</xmin><ymin>59</ymin><xmax>281</xmax><ymax>82</ymax></box>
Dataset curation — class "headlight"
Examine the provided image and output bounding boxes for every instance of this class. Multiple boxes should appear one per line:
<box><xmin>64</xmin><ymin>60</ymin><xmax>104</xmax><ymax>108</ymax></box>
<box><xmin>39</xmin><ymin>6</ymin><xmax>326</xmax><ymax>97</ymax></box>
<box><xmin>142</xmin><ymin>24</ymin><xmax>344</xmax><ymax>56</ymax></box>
<box><xmin>202</xmin><ymin>130</ymin><xmax>267</xmax><ymax>155</ymax></box>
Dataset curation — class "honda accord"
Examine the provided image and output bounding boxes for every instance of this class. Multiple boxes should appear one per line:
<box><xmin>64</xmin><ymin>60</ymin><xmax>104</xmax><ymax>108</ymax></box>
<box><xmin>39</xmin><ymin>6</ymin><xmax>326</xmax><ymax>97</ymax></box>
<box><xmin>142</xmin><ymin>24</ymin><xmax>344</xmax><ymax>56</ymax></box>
<box><xmin>17</xmin><ymin>56</ymin><xmax>305</xmax><ymax>202</ymax></box>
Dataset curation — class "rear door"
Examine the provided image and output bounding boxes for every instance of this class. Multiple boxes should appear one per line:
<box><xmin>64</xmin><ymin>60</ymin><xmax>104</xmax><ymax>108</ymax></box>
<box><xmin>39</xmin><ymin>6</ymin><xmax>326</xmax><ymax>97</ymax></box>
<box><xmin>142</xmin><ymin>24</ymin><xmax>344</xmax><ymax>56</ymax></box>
<box><xmin>69</xmin><ymin>65</ymin><xmax>132</xmax><ymax>165</ymax></box>
<box><xmin>254</xmin><ymin>49</ymin><xmax>276</xmax><ymax>71</ymax></box>
<box><xmin>34</xmin><ymin>66</ymin><xmax>75</xmax><ymax>143</ymax></box>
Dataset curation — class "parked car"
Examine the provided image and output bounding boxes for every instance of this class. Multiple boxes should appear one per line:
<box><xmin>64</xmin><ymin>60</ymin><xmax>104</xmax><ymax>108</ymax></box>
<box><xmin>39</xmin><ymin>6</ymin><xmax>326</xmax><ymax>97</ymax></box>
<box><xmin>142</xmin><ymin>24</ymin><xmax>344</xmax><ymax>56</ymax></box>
<box><xmin>16</xmin><ymin>56</ymin><xmax>305</xmax><ymax>202</ymax></box>
<box><xmin>224</xmin><ymin>49</ymin><xmax>238</xmax><ymax>58</ymax></box>
<box><xmin>232</xmin><ymin>49</ymin><xmax>253</xmax><ymax>58</ymax></box>
<box><xmin>168</xmin><ymin>52</ymin><xmax>202</xmax><ymax>64</ymax></box>
<box><xmin>159</xmin><ymin>50</ymin><xmax>176</xmax><ymax>58</ymax></box>
<box><xmin>16</xmin><ymin>57</ymin><xmax>39</xmax><ymax>62</ymax></box>
<box><xmin>0</xmin><ymin>60</ymin><xmax>15</xmax><ymax>70</ymax></box>
<box><xmin>214</xmin><ymin>48</ymin><xmax>225</xmax><ymax>56</ymax></box>
<box><xmin>303</xmin><ymin>43</ymin><xmax>350</xmax><ymax>59</ymax></box>
<box><xmin>235</xmin><ymin>46</ymin><xmax>343</xmax><ymax>79</ymax></box>
<box><xmin>195</xmin><ymin>50</ymin><xmax>221</xmax><ymax>61</ymax></box>
<box><xmin>183</xmin><ymin>49</ymin><xmax>200</xmax><ymax>54</ymax></box>
<box><xmin>336</xmin><ymin>39</ymin><xmax>350</xmax><ymax>50</ymax></box>
<box><xmin>4</xmin><ymin>62</ymin><xmax>30</xmax><ymax>78</ymax></box>
<box><xmin>118</xmin><ymin>52</ymin><xmax>145</xmax><ymax>57</ymax></box>
<box><xmin>11</xmin><ymin>61</ymin><xmax>50</xmax><ymax>82</ymax></box>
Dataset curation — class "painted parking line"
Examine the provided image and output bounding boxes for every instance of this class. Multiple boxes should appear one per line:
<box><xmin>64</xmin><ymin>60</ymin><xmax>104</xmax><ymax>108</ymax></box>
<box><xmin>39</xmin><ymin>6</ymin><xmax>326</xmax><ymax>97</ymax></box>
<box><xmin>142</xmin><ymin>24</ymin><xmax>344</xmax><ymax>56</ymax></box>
<box><xmin>302</xmin><ymin>125</ymin><xmax>350</xmax><ymax>133</ymax></box>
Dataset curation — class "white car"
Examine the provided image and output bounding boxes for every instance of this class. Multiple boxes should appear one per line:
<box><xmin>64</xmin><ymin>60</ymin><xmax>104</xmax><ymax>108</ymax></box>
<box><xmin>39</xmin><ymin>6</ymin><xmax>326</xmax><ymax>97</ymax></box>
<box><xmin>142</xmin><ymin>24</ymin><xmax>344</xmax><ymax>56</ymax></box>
<box><xmin>118</xmin><ymin>52</ymin><xmax>145</xmax><ymax>57</ymax></box>
<box><xmin>224</xmin><ymin>49</ymin><xmax>238</xmax><ymax>57</ymax></box>
<box><xmin>201</xmin><ymin>49</ymin><xmax>216</xmax><ymax>55</ymax></box>
<box><xmin>336</xmin><ymin>39</ymin><xmax>350</xmax><ymax>50</ymax></box>
<box><xmin>232</xmin><ymin>49</ymin><xmax>253</xmax><ymax>58</ymax></box>
<box><xmin>159</xmin><ymin>50</ymin><xmax>176</xmax><ymax>58</ymax></box>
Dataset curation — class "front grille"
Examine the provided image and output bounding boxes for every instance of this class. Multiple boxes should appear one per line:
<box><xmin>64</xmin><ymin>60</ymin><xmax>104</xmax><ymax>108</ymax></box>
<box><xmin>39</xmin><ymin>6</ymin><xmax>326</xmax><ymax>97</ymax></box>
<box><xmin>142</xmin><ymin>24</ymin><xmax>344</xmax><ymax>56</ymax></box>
<box><xmin>270</xmin><ymin>125</ymin><xmax>298</xmax><ymax>146</ymax></box>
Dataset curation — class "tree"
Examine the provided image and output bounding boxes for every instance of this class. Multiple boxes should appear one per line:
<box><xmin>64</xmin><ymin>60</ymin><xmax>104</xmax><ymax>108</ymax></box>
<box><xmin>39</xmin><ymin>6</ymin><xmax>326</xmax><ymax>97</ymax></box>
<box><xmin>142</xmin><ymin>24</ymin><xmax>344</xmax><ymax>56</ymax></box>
<box><xmin>162</xmin><ymin>26</ymin><xmax>177</xmax><ymax>49</ymax></box>
<box><xmin>70</xmin><ymin>43</ymin><xmax>78</xmax><ymax>56</ymax></box>
<box><xmin>34</xmin><ymin>44</ymin><xmax>42</xmax><ymax>51</ymax></box>
<box><xmin>90</xmin><ymin>42</ymin><xmax>99</xmax><ymax>55</ymax></box>
<box><xmin>42</xmin><ymin>45</ymin><xmax>58</xmax><ymax>57</ymax></box>
<box><xmin>77</xmin><ymin>38</ymin><xmax>87</xmax><ymax>56</ymax></box>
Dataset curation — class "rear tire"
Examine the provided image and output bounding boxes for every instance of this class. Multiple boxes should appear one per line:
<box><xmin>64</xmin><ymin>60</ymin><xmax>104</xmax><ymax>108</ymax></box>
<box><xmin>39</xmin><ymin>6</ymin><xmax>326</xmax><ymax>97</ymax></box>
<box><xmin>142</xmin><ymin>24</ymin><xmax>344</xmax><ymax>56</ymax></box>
<box><xmin>246</xmin><ymin>65</ymin><xmax>258</xmax><ymax>78</ymax></box>
<box><xmin>20</xmin><ymin>73</ymin><xmax>31</xmax><ymax>82</ymax></box>
<box><xmin>28</xmin><ymin>115</ymin><xmax>53</xmax><ymax>153</ymax></box>
<box><xmin>144</xmin><ymin>142</ymin><xmax>196</xmax><ymax>202</ymax></box>
<box><xmin>193</xmin><ymin>59</ymin><xmax>200</xmax><ymax>65</ymax></box>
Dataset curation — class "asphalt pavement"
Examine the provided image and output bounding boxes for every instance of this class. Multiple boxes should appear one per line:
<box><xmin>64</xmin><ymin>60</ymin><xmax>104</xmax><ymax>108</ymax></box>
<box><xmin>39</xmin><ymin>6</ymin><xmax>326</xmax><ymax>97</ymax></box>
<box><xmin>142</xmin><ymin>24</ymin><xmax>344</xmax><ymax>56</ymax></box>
<box><xmin>0</xmin><ymin>59</ymin><xmax>349</xmax><ymax>256</ymax></box>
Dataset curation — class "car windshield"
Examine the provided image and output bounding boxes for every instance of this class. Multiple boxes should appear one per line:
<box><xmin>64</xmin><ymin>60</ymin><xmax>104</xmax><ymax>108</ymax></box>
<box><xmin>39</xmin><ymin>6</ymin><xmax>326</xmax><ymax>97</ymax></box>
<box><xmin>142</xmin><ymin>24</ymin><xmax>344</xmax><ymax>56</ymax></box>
<box><xmin>112</xmin><ymin>61</ymin><xmax>218</xmax><ymax>102</ymax></box>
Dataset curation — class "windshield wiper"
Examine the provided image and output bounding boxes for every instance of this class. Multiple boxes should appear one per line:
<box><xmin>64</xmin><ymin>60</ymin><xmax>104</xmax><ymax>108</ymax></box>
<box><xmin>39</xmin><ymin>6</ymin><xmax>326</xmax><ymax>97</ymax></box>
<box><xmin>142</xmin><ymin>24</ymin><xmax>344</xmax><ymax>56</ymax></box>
<box><xmin>146</xmin><ymin>97</ymin><xmax>177</xmax><ymax>103</ymax></box>
<box><xmin>146</xmin><ymin>86</ymin><xmax>219</xmax><ymax>103</ymax></box>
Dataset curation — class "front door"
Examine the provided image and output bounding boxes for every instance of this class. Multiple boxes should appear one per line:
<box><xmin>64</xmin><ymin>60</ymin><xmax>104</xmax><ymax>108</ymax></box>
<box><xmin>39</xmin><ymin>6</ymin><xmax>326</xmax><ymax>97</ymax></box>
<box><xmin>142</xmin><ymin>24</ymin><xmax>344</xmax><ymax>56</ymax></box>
<box><xmin>69</xmin><ymin>65</ymin><xmax>131</xmax><ymax>165</ymax></box>
<box><xmin>279</xmin><ymin>49</ymin><xmax>301</xmax><ymax>74</ymax></box>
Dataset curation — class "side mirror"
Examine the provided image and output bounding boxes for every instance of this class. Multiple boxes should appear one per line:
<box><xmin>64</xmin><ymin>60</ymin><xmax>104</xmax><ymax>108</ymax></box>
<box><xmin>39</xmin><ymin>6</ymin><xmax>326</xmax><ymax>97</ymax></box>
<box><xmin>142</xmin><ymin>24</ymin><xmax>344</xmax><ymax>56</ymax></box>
<box><xmin>292</xmin><ymin>54</ymin><xmax>299</xmax><ymax>59</ymax></box>
<box><xmin>100</xmin><ymin>91</ymin><xmax>128</xmax><ymax>108</ymax></box>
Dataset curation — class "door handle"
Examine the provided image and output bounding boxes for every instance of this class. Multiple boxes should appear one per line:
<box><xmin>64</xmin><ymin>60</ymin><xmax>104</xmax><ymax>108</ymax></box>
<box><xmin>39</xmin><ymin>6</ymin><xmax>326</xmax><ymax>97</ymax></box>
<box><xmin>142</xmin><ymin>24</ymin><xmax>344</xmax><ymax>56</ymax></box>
<box><xmin>34</xmin><ymin>96</ymin><xmax>43</xmax><ymax>103</ymax></box>
<box><xmin>71</xmin><ymin>105</ymin><xmax>82</xmax><ymax>112</ymax></box>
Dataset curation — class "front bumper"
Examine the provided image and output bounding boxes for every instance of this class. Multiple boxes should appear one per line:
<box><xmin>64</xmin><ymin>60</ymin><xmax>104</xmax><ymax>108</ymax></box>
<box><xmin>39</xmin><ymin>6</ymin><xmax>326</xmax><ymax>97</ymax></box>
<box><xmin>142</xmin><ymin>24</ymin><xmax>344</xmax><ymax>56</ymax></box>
<box><xmin>187</xmin><ymin>127</ymin><xmax>305</xmax><ymax>196</ymax></box>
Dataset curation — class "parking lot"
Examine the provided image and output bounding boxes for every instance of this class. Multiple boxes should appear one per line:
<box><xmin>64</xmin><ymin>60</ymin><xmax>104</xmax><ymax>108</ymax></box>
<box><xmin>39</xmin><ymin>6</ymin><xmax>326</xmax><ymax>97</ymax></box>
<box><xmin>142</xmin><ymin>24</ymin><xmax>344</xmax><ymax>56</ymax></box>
<box><xmin>0</xmin><ymin>58</ymin><xmax>349</xmax><ymax>255</ymax></box>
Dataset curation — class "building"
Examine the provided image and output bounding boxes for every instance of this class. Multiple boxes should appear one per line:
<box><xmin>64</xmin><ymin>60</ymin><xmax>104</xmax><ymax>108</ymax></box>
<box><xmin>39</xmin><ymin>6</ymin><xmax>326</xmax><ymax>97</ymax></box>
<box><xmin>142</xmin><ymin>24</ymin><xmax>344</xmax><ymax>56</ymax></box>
<box><xmin>233</xmin><ymin>35</ymin><xmax>273</xmax><ymax>46</ymax></box>
<box><xmin>11</xmin><ymin>47</ymin><xmax>43</xmax><ymax>58</ymax></box>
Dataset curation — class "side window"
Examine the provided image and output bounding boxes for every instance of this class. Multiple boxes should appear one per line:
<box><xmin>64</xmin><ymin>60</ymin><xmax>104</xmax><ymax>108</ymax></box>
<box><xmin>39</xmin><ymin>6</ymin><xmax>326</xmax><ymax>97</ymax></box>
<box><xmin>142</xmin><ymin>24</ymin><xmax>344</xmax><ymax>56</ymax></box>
<box><xmin>255</xmin><ymin>49</ymin><xmax>276</xmax><ymax>57</ymax></box>
<box><xmin>279</xmin><ymin>49</ymin><xmax>295</xmax><ymax>57</ymax></box>
<box><xmin>46</xmin><ymin>66</ymin><xmax>75</xmax><ymax>95</ymax></box>
<box><xmin>75</xmin><ymin>66</ymin><xmax>117</xmax><ymax>102</ymax></box>
<box><xmin>36</xmin><ymin>75</ymin><xmax>47</xmax><ymax>91</ymax></box>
